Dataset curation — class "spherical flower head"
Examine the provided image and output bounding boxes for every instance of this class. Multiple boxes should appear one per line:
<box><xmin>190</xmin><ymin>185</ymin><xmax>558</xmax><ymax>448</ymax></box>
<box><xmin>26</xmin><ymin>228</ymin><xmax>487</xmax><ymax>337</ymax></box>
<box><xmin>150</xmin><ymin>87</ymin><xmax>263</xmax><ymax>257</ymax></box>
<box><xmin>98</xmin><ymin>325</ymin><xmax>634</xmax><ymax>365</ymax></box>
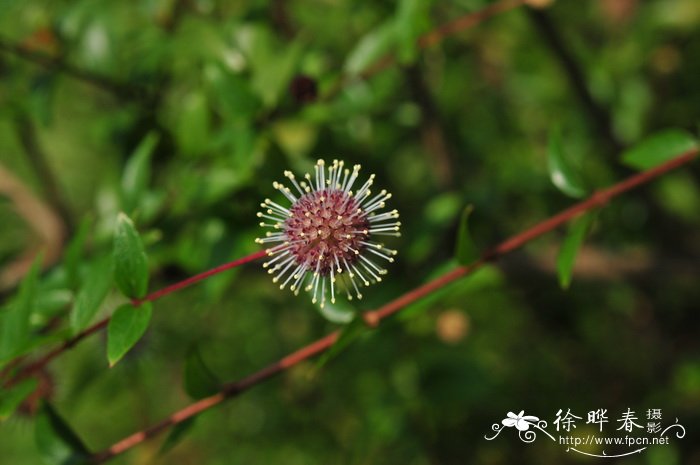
<box><xmin>256</xmin><ymin>159</ymin><xmax>400</xmax><ymax>308</ymax></box>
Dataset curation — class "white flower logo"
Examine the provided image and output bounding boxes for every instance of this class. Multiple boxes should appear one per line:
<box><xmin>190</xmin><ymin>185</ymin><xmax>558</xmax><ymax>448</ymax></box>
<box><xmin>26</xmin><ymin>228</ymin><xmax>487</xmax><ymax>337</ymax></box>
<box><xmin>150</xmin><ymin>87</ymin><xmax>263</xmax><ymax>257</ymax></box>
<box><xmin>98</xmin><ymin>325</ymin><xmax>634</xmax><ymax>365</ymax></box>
<box><xmin>502</xmin><ymin>411</ymin><xmax>540</xmax><ymax>431</ymax></box>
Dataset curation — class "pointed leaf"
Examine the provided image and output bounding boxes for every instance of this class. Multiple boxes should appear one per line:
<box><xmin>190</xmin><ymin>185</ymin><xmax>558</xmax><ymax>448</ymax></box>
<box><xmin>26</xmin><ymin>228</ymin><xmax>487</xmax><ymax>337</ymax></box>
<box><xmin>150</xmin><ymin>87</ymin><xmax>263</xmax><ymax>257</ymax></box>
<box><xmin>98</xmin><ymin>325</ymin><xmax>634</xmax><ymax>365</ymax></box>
<box><xmin>455</xmin><ymin>205</ymin><xmax>478</xmax><ymax>265</ymax></box>
<box><xmin>0</xmin><ymin>254</ymin><xmax>42</xmax><ymax>362</ymax></box>
<box><xmin>344</xmin><ymin>22</ymin><xmax>396</xmax><ymax>76</ymax></box>
<box><xmin>0</xmin><ymin>377</ymin><xmax>38</xmax><ymax>421</ymax></box>
<box><xmin>395</xmin><ymin>0</ymin><xmax>431</xmax><ymax>64</ymax></box>
<box><xmin>316</xmin><ymin>318</ymin><xmax>370</xmax><ymax>370</ymax></box>
<box><xmin>35</xmin><ymin>403</ymin><xmax>89</xmax><ymax>465</ymax></box>
<box><xmin>184</xmin><ymin>347</ymin><xmax>220</xmax><ymax>400</ymax></box>
<box><xmin>622</xmin><ymin>129</ymin><xmax>698</xmax><ymax>170</ymax></box>
<box><xmin>64</xmin><ymin>216</ymin><xmax>92</xmax><ymax>291</ymax></box>
<box><xmin>548</xmin><ymin>127</ymin><xmax>587</xmax><ymax>198</ymax></box>
<box><xmin>159</xmin><ymin>417</ymin><xmax>197</xmax><ymax>455</ymax></box>
<box><xmin>121</xmin><ymin>132</ymin><xmax>159</xmax><ymax>213</ymax></box>
<box><xmin>107</xmin><ymin>303</ymin><xmax>152</xmax><ymax>367</ymax></box>
<box><xmin>317</xmin><ymin>301</ymin><xmax>355</xmax><ymax>324</ymax></box>
<box><xmin>175</xmin><ymin>90</ymin><xmax>211</xmax><ymax>157</ymax></box>
<box><xmin>113</xmin><ymin>213</ymin><xmax>149</xmax><ymax>299</ymax></box>
<box><xmin>557</xmin><ymin>212</ymin><xmax>596</xmax><ymax>289</ymax></box>
<box><xmin>70</xmin><ymin>258</ymin><xmax>112</xmax><ymax>334</ymax></box>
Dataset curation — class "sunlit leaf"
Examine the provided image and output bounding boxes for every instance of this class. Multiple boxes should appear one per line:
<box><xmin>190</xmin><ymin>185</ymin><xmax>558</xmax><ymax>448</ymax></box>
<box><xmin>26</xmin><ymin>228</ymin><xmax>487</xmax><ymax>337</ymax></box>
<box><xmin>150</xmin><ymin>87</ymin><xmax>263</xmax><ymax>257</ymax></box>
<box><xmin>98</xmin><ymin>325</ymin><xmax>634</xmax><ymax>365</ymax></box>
<box><xmin>70</xmin><ymin>258</ymin><xmax>112</xmax><ymax>334</ymax></box>
<box><xmin>174</xmin><ymin>90</ymin><xmax>211</xmax><ymax>157</ymax></box>
<box><xmin>395</xmin><ymin>0</ymin><xmax>432</xmax><ymax>64</ymax></box>
<box><xmin>64</xmin><ymin>216</ymin><xmax>92</xmax><ymax>291</ymax></box>
<box><xmin>184</xmin><ymin>347</ymin><xmax>221</xmax><ymax>400</ymax></box>
<box><xmin>345</xmin><ymin>22</ymin><xmax>396</xmax><ymax>76</ymax></box>
<box><xmin>548</xmin><ymin>127</ymin><xmax>587</xmax><ymax>198</ymax></box>
<box><xmin>113</xmin><ymin>213</ymin><xmax>149</xmax><ymax>299</ymax></box>
<box><xmin>0</xmin><ymin>254</ymin><xmax>42</xmax><ymax>362</ymax></box>
<box><xmin>252</xmin><ymin>40</ymin><xmax>303</xmax><ymax>108</ymax></box>
<box><xmin>622</xmin><ymin>129</ymin><xmax>698</xmax><ymax>170</ymax></box>
<box><xmin>557</xmin><ymin>212</ymin><xmax>596</xmax><ymax>289</ymax></box>
<box><xmin>121</xmin><ymin>131</ymin><xmax>159</xmax><ymax>213</ymax></box>
<box><xmin>107</xmin><ymin>303</ymin><xmax>152</xmax><ymax>367</ymax></box>
<box><xmin>455</xmin><ymin>205</ymin><xmax>478</xmax><ymax>265</ymax></box>
<box><xmin>317</xmin><ymin>301</ymin><xmax>355</xmax><ymax>324</ymax></box>
<box><xmin>35</xmin><ymin>403</ymin><xmax>89</xmax><ymax>465</ymax></box>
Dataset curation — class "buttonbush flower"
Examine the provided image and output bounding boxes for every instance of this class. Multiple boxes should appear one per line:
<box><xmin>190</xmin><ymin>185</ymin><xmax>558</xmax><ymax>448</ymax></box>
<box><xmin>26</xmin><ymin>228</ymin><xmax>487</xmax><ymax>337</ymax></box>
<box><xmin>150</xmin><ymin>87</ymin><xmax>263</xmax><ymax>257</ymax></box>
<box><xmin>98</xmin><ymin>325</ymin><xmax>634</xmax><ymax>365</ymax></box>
<box><xmin>256</xmin><ymin>159</ymin><xmax>400</xmax><ymax>308</ymax></box>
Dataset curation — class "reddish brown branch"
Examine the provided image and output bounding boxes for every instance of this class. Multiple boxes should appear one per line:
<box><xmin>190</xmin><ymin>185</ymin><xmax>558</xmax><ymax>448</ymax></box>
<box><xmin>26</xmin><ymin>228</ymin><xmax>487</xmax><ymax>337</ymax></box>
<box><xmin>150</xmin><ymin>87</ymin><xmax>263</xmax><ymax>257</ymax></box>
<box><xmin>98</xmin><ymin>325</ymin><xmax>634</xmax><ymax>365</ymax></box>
<box><xmin>0</xmin><ymin>35</ymin><xmax>150</xmax><ymax>100</ymax></box>
<box><xmin>90</xmin><ymin>148</ymin><xmax>699</xmax><ymax>463</ymax></box>
<box><xmin>323</xmin><ymin>0</ymin><xmax>527</xmax><ymax>101</ymax></box>
<box><xmin>419</xmin><ymin>0</ymin><xmax>525</xmax><ymax>49</ymax></box>
<box><xmin>6</xmin><ymin>250</ymin><xmax>268</xmax><ymax>384</ymax></box>
<box><xmin>131</xmin><ymin>249</ymin><xmax>267</xmax><ymax>306</ymax></box>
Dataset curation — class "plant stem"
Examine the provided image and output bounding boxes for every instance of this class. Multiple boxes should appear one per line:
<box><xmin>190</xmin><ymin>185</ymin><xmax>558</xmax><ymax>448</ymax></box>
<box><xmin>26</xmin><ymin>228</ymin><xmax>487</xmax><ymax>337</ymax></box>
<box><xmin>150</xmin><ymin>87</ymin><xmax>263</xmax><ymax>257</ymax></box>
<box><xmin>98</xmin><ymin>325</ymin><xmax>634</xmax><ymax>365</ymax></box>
<box><xmin>0</xmin><ymin>35</ymin><xmax>150</xmax><ymax>101</ymax></box>
<box><xmin>131</xmin><ymin>249</ymin><xmax>268</xmax><ymax>306</ymax></box>
<box><xmin>526</xmin><ymin>8</ymin><xmax>623</xmax><ymax>153</ymax></box>
<box><xmin>7</xmin><ymin>250</ymin><xmax>268</xmax><ymax>384</ymax></box>
<box><xmin>323</xmin><ymin>0</ymin><xmax>527</xmax><ymax>101</ymax></box>
<box><xmin>91</xmin><ymin>148</ymin><xmax>699</xmax><ymax>464</ymax></box>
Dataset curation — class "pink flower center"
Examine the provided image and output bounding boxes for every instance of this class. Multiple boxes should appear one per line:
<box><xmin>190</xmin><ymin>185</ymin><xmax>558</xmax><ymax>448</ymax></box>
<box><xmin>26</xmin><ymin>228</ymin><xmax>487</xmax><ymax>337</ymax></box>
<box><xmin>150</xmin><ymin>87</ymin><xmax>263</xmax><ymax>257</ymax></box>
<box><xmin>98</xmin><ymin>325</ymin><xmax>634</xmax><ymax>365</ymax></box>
<box><xmin>284</xmin><ymin>189</ymin><xmax>369</xmax><ymax>275</ymax></box>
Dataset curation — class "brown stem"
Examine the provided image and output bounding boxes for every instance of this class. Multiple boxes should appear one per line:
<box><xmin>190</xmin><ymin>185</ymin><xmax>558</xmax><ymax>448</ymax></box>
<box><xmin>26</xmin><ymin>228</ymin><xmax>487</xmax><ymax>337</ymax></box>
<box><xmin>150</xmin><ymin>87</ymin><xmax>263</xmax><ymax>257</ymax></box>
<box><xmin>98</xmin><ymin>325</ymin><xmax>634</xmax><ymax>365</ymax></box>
<box><xmin>404</xmin><ymin>64</ymin><xmax>456</xmax><ymax>188</ymax></box>
<box><xmin>6</xmin><ymin>250</ymin><xmax>268</xmax><ymax>384</ymax></box>
<box><xmin>323</xmin><ymin>0</ymin><xmax>527</xmax><ymax>101</ymax></box>
<box><xmin>15</xmin><ymin>114</ymin><xmax>74</xmax><ymax>234</ymax></box>
<box><xmin>419</xmin><ymin>0</ymin><xmax>525</xmax><ymax>49</ymax></box>
<box><xmin>91</xmin><ymin>148</ymin><xmax>699</xmax><ymax>463</ymax></box>
<box><xmin>525</xmin><ymin>8</ymin><xmax>623</xmax><ymax>153</ymax></box>
<box><xmin>0</xmin><ymin>35</ymin><xmax>150</xmax><ymax>101</ymax></box>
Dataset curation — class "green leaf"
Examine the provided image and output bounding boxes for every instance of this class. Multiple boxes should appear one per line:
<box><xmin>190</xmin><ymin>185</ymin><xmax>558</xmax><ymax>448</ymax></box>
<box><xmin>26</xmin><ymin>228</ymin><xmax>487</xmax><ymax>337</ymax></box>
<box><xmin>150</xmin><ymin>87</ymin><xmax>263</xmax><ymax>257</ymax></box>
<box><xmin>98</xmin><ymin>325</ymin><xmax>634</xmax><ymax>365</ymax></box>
<box><xmin>70</xmin><ymin>258</ymin><xmax>112</xmax><ymax>334</ymax></box>
<box><xmin>121</xmin><ymin>131</ymin><xmax>159</xmax><ymax>213</ymax></box>
<box><xmin>455</xmin><ymin>205</ymin><xmax>478</xmax><ymax>265</ymax></box>
<box><xmin>107</xmin><ymin>303</ymin><xmax>152</xmax><ymax>367</ymax></box>
<box><xmin>184</xmin><ymin>347</ymin><xmax>221</xmax><ymax>400</ymax></box>
<box><xmin>317</xmin><ymin>301</ymin><xmax>355</xmax><ymax>324</ymax></box>
<box><xmin>548</xmin><ymin>127</ymin><xmax>587</xmax><ymax>198</ymax></box>
<box><xmin>395</xmin><ymin>0</ymin><xmax>431</xmax><ymax>64</ymax></box>
<box><xmin>64</xmin><ymin>216</ymin><xmax>92</xmax><ymax>291</ymax></box>
<box><xmin>0</xmin><ymin>377</ymin><xmax>37</xmax><ymax>421</ymax></box>
<box><xmin>113</xmin><ymin>213</ymin><xmax>149</xmax><ymax>299</ymax></box>
<box><xmin>0</xmin><ymin>253</ymin><xmax>42</xmax><ymax>362</ymax></box>
<box><xmin>174</xmin><ymin>90</ymin><xmax>211</xmax><ymax>157</ymax></box>
<box><xmin>344</xmin><ymin>22</ymin><xmax>396</xmax><ymax>76</ymax></box>
<box><xmin>35</xmin><ymin>403</ymin><xmax>89</xmax><ymax>465</ymax></box>
<box><xmin>557</xmin><ymin>212</ymin><xmax>596</xmax><ymax>289</ymax></box>
<box><xmin>205</xmin><ymin>65</ymin><xmax>261</xmax><ymax>122</ymax></box>
<box><xmin>622</xmin><ymin>129</ymin><xmax>698</xmax><ymax>170</ymax></box>
<box><xmin>159</xmin><ymin>417</ymin><xmax>196</xmax><ymax>455</ymax></box>
<box><xmin>316</xmin><ymin>318</ymin><xmax>370</xmax><ymax>370</ymax></box>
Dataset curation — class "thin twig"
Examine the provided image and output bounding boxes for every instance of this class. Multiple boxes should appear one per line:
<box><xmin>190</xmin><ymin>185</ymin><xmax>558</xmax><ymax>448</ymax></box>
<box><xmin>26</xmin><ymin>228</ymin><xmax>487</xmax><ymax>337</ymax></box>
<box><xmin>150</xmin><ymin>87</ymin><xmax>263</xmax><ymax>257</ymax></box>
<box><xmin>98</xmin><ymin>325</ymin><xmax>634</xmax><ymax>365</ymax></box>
<box><xmin>0</xmin><ymin>35</ymin><xmax>151</xmax><ymax>101</ymax></box>
<box><xmin>419</xmin><ymin>0</ymin><xmax>526</xmax><ymax>49</ymax></box>
<box><xmin>525</xmin><ymin>8</ymin><xmax>623</xmax><ymax>153</ymax></box>
<box><xmin>404</xmin><ymin>64</ymin><xmax>456</xmax><ymax>188</ymax></box>
<box><xmin>91</xmin><ymin>148</ymin><xmax>698</xmax><ymax>463</ymax></box>
<box><xmin>15</xmin><ymin>114</ymin><xmax>74</xmax><ymax>234</ymax></box>
<box><xmin>322</xmin><ymin>0</ymin><xmax>527</xmax><ymax>101</ymax></box>
<box><xmin>6</xmin><ymin>249</ymin><xmax>268</xmax><ymax>384</ymax></box>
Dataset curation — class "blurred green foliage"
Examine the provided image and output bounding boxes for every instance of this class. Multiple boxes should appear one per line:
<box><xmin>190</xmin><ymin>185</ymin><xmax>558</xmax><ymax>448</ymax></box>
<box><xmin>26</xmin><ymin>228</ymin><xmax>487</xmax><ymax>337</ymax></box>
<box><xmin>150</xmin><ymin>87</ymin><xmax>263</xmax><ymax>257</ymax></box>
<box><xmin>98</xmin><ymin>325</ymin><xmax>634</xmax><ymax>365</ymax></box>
<box><xmin>0</xmin><ymin>0</ymin><xmax>699</xmax><ymax>464</ymax></box>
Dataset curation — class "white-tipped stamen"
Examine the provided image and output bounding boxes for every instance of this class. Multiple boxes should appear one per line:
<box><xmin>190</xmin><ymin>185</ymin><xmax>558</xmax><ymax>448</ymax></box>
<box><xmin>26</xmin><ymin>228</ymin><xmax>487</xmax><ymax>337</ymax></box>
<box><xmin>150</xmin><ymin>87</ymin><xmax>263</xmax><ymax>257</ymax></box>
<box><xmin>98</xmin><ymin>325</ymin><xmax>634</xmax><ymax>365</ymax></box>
<box><xmin>330</xmin><ymin>269</ymin><xmax>336</xmax><ymax>304</ymax></box>
<box><xmin>365</xmin><ymin>246</ymin><xmax>395</xmax><ymax>262</ymax></box>
<box><xmin>260</xmin><ymin>159</ymin><xmax>398</xmax><ymax>307</ymax></box>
